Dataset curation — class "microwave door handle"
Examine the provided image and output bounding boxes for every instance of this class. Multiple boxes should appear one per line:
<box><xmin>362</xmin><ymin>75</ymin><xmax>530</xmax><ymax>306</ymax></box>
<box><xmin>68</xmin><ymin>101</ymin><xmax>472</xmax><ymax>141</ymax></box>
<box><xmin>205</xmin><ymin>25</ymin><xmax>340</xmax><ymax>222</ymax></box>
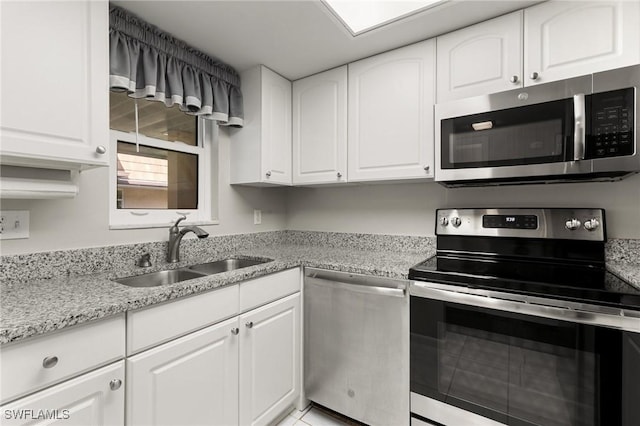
<box><xmin>573</xmin><ymin>93</ymin><xmax>586</xmax><ymax>160</ymax></box>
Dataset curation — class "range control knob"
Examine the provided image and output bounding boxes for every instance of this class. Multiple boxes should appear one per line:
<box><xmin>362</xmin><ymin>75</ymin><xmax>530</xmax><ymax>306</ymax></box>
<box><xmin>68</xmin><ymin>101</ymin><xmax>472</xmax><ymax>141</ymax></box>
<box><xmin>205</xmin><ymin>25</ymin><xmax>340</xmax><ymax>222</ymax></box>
<box><xmin>584</xmin><ymin>218</ymin><xmax>600</xmax><ymax>231</ymax></box>
<box><xmin>451</xmin><ymin>217</ymin><xmax>462</xmax><ymax>228</ymax></box>
<box><xmin>565</xmin><ymin>218</ymin><xmax>581</xmax><ymax>231</ymax></box>
<box><xmin>439</xmin><ymin>217</ymin><xmax>449</xmax><ymax>226</ymax></box>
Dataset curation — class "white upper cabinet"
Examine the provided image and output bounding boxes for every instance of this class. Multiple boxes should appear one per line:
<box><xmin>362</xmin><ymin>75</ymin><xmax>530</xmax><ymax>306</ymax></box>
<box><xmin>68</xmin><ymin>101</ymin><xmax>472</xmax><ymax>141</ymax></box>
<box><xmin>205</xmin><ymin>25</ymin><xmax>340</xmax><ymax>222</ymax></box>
<box><xmin>0</xmin><ymin>1</ymin><xmax>109</xmax><ymax>170</ymax></box>
<box><xmin>348</xmin><ymin>39</ymin><xmax>436</xmax><ymax>181</ymax></box>
<box><xmin>230</xmin><ymin>66</ymin><xmax>292</xmax><ymax>186</ymax></box>
<box><xmin>524</xmin><ymin>1</ymin><xmax>640</xmax><ymax>85</ymax></box>
<box><xmin>293</xmin><ymin>66</ymin><xmax>348</xmax><ymax>185</ymax></box>
<box><xmin>437</xmin><ymin>11</ymin><xmax>523</xmax><ymax>103</ymax></box>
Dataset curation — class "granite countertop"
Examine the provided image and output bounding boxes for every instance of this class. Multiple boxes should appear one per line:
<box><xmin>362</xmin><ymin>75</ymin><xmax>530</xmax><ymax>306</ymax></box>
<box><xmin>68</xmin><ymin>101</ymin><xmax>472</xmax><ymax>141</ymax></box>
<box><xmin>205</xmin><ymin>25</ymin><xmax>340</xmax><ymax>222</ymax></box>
<box><xmin>607</xmin><ymin>262</ymin><xmax>640</xmax><ymax>289</ymax></box>
<box><xmin>0</xmin><ymin>244</ymin><xmax>431</xmax><ymax>346</ymax></box>
<box><xmin>2</xmin><ymin>238</ymin><xmax>639</xmax><ymax>347</ymax></box>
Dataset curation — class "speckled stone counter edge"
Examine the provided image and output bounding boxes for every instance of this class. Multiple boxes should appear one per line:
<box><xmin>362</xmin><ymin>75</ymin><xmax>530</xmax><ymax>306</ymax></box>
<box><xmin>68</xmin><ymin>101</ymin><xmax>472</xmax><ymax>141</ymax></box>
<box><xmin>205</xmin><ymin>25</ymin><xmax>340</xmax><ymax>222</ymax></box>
<box><xmin>0</xmin><ymin>230</ymin><xmax>436</xmax><ymax>283</ymax></box>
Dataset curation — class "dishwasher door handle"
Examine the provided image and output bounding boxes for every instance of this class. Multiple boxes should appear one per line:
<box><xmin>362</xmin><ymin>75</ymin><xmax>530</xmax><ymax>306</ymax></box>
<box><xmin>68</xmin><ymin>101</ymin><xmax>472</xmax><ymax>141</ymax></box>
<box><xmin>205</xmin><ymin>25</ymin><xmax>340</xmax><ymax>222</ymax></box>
<box><xmin>306</xmin><ymin>275</ymin><xmax>406</xmax><ymax>298</ymax></box>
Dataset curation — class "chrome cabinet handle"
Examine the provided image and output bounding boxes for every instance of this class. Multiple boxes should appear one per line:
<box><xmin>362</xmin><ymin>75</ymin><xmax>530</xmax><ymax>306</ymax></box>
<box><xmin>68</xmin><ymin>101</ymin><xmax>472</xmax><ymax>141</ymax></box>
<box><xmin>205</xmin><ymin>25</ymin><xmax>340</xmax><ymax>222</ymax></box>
<box><xmin>95</xmin><ymin>145</ymin><xmax>107</xmax><ymax>155</ymax></box>
<box><xmin>231</xmin><ymin>328</ymin><xmax>239</xmax><ymax>335</ymax></box>
<box><xmin>337</xmin><ymin>172</ymin><xmax>342</xmax><ymax>178</ymax></box>
<box><xmin>529</xmin><ymin>72</ymin><xmax>539</xmax><ymax>80</ymax></box>
<box><xmin>109</xmin><ymin>379</ymin><xmax>122</xmax><ymax>391</ymax></box>
<box><xmin>265</xmin><ymin>171</ymin><xmax>272</xmax><ymax>178</ymax></box>
<box><xmin>42</xmin><ymin>356</ymin><xmax>58</xmax><ymax>369</ymax></box>
<box><xmin>509</xmin><ymin>75</ymin><xmax>519</xmax><ymax>83</ymax></box>
<box><xmin>246</xmin><ymin>322</ymin><xmax>254</xmax><ymax>329</ymax></box>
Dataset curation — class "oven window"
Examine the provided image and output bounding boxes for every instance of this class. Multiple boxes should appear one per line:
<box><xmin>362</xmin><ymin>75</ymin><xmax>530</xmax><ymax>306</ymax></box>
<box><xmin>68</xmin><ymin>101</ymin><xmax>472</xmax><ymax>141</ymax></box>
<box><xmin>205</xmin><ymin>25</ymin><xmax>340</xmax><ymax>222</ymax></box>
<box><xmin>439</xmin><ymin>319</ymin><xmax>595</xmax><ymax>426</ymax></box>
<box><xmin>440</xmin><ymin>98</ymin><xmax>573</xmax><ymax>169</ymax></box>
<box><xmin>410</xmin><ymin>298</ymin><xmax>636</xmax><ymax>426</ymax></box>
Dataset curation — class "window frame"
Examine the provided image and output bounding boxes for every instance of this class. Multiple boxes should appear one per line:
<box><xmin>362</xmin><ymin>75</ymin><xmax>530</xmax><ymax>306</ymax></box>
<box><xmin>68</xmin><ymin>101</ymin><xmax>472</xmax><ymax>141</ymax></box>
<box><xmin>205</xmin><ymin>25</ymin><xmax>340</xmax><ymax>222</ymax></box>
<box><xmin>108</xmin><ymin>118</ymin><xmax>219</xmax><ymax>229</ymax></box>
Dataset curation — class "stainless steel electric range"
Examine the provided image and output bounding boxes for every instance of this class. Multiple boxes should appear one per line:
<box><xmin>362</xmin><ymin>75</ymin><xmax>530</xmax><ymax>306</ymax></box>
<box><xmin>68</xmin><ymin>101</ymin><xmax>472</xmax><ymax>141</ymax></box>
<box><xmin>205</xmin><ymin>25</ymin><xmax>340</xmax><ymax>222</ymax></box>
<box><xmin>409</xmin><ymin>208</ymin><xmax>640</xmax><ymax>426</ymax></box>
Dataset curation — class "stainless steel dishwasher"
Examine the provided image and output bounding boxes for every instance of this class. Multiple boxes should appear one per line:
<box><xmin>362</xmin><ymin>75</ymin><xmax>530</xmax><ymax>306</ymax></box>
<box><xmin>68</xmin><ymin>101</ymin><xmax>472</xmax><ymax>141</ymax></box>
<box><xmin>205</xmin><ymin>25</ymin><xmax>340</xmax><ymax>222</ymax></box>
<box><xmin>304</xmin><ymin>268</ymin><xmax>409</xmax><ymax>426</ymax></box>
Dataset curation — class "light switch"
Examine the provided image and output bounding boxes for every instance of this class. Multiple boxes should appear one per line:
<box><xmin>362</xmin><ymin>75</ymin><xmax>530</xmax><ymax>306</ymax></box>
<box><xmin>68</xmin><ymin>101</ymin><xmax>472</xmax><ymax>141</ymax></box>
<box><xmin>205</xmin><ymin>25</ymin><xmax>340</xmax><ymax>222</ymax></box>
<box><xmin>0</xmin><ymin>210</ymin><xmax>30</xmax><ymax>240</ymax></box>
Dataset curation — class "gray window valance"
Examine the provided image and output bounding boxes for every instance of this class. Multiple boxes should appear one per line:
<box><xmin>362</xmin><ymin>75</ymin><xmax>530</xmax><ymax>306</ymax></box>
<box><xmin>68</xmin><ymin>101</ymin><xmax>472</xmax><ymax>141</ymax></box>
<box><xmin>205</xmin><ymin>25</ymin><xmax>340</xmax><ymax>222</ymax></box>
<box><xmin>109</xmin><ymin>5</ymin><xmax>243</xmax><ymax>127</ymax></box>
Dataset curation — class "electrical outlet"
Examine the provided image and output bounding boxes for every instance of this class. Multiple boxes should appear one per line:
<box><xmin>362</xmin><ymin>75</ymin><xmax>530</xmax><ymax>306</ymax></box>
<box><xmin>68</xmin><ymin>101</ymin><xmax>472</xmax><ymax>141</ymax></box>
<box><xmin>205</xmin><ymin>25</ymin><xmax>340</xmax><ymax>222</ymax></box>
<box><xmin>0</xmin><ymin>211</ymin><xmax>30</xmax><ymax>240</ymax></box>
<box><xmin>253</xmin><ymin>209</ymin><xmax>262</xmax><ymax>225</ymax></box>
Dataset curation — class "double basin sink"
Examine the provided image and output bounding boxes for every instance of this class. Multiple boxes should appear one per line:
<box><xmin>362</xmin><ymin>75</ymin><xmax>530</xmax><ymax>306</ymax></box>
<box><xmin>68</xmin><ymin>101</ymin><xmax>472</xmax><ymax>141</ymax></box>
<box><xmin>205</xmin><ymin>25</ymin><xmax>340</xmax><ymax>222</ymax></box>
<box><xmin>115</xmin><ymin>258</ymin><xmax>272</xmax><ymax>288</ymax></box>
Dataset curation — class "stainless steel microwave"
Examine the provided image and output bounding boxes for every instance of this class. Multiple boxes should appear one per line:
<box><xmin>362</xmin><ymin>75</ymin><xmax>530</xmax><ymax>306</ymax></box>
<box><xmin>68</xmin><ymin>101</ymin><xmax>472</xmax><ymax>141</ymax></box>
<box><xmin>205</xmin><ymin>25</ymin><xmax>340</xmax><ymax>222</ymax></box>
<box><xmin>435</xmin><ymin>65</ymin><xmax>640</xmax><ymax>187</ymax></box>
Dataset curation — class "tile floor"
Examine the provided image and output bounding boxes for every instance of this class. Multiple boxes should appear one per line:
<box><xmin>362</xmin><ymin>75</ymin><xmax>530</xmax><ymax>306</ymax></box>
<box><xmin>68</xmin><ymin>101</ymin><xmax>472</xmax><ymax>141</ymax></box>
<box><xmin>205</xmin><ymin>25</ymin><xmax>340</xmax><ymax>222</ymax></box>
<box><xmin>275</xmin><ymin>404</ymin><xmax>360</xmax><ymax>426</ymax></box>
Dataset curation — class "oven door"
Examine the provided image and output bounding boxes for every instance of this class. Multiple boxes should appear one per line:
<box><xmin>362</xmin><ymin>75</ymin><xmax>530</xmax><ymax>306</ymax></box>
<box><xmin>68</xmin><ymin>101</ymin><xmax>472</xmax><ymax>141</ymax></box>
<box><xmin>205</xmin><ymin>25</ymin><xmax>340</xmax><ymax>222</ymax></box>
<box><xmin>410</xmin><ymin>282</ymin><xmax>640</xmax><ymax>426</ymax></box>
<box><xmin>435</xmin><ymin>75</ymin><xmax>593</xmax><ymax>184</ymax></box>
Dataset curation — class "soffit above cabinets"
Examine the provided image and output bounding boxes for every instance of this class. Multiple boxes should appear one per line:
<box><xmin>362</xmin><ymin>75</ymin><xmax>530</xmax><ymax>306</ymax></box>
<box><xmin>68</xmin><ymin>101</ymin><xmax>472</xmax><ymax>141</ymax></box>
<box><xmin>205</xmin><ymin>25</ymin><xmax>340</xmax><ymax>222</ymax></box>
<box><xmin>110</xmin><ymin>0</ymin><xmax>542</xmax><ymax>81</ymax></box>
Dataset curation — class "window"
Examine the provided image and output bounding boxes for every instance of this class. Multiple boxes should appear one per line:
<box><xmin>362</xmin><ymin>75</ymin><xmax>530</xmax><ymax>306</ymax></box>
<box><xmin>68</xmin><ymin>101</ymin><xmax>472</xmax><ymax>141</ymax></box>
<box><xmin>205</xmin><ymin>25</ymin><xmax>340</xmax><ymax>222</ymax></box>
<box><xmin>109</xmin><ymin>91</ymin><xmax>218</xmax><ymax>228</ymax></box>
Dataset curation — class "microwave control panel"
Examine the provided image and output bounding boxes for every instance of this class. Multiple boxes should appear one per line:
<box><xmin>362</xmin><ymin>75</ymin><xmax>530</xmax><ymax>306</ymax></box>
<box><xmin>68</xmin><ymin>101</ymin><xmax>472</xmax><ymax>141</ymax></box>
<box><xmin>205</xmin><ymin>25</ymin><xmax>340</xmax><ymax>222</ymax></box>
<box><xmin>586</xmin><ymin>88</ymin><xmax>634</xmax><ymax>159</ymax></box>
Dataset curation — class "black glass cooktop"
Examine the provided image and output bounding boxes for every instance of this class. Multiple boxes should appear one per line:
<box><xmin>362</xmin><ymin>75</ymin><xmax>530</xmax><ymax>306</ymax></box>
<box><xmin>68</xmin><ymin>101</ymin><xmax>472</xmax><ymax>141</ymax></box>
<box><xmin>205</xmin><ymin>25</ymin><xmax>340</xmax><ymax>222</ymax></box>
<box><xmin>410</xmin><ymin>256</ymin><xmax>640</xmax><ymax>310</ymax></box>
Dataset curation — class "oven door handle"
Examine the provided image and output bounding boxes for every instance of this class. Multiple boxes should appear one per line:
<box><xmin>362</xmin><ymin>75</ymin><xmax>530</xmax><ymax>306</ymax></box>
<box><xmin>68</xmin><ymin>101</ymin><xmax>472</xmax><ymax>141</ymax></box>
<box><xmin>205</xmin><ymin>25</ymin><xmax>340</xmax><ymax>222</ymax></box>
<box><xmin>573</xmin><ymin>93</ymin><xmax>586</xmax><ymax>161</ymax></box>
<box><xmin>410</xmin><ymin>282</ymin><xmax>639</xmax><ymax>333</ymax></box>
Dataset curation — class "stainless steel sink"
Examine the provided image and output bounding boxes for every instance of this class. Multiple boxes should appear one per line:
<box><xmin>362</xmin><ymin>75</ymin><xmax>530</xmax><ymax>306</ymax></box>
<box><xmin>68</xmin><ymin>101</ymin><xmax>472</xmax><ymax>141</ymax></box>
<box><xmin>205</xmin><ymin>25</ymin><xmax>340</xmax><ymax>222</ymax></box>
<box><xmin>188</xmin><ymin>258</ymin><xmax>271</xmax><ymax>275</ymax></box>
<box><xmin>115</xmin><ymin>257</ymin><xmax>272</xmax><ymax>287</ymax></box>
<box><xmin>115</xmin><ymin>269</ymin><xmax>206</xmax><ymax>287</ymax></box>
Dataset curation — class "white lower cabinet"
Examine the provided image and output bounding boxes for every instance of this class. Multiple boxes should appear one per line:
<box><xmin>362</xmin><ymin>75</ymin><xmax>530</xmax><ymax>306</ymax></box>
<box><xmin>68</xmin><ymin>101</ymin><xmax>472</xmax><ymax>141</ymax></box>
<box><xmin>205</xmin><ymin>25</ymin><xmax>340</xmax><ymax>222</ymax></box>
<box><xmin>127</xmin><ymin>317</ymin><xmax>240</xmax><ymax>426</ymax></box>
<box><xmin>0</xmin><ymin>271</ymin><xmax>301</xmax><ymax>426</ymax></box>
<box><xmin>126</xmin><ymin>273</ymin><xmax>301</xmax><ymax>426</ymax></box>
<box><xmin>0</xmin><ymin>361</ymin><xmax>125</xmax><ymax>426</ymax></box>
<box><xmin>239</xmin><ymin>293</ymin><xmax>301</xmax><ymax>426</ymax></box>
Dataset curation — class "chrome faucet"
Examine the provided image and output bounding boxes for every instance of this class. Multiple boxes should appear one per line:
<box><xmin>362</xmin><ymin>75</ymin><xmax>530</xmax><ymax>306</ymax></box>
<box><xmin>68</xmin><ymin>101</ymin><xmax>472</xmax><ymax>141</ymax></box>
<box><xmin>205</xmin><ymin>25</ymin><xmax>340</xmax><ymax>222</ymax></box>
<box><xmin>167</xmin><ymin>215</ymin><xmax>209</xmax><ymax>263</ymax></box>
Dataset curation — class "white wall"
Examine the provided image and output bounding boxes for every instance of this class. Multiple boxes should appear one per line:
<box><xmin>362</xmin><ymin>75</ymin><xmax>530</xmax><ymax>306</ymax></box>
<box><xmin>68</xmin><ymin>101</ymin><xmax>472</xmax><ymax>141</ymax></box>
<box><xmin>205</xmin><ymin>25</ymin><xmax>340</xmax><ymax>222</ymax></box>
<box><xmin>285</xmin><ymin>173</ymin><xmax>640</xmax><ymax>239</ymax></box>
<box><xmin>0</xmin><ymin>128</ymin><xmax>288</xmax><ymax>255</ymax></box>
<box><xmin>2</xmin><ymin>130</ymin><xmax>639</xmax><ymax>256</ymax></box>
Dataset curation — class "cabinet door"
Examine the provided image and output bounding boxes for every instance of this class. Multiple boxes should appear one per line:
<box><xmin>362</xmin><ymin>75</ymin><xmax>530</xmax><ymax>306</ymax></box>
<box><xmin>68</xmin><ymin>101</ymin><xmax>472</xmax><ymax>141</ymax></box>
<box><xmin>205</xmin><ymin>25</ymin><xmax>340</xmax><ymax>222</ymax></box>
<box><xmin>262</xmin><ymin>67</ymin><xmax>292</xmax><ymax>185</ymax></box>
<box><xmin>239</xmin><ymin>293</ymin><xmax>300</xmax><ymax>426</ymax></box>
<box><xmin>524</xmin><ymin>1</ymin><xmax>640</xmax><ymax>86</ymax></box>
<box><xmin>437</xmin><ymin>11</ymin><xmax>523</xmax><ymax>102</ymax></box>
<box><xmin>0</xmin><ymin>362</ymin><xmax>124</xmax><ymax>426</ymax></box>
<box><xmin>348</xmin><ymin>39</ymin><xmax>435</xmax><ymax>181</ymax></box>
<box><xmin>0</xmin><ymin>1</ymin><xmax>109</xmax><ymax>170</ymax></box>
<box><xmin>127</xmin><ymin>318</ymin><xmax>239</xmax><ymax>426</ymax></box>
<box><xmin>293</xmin><ymin>66</ymin><xmax>348</xmax><ymax>185</ymax></box>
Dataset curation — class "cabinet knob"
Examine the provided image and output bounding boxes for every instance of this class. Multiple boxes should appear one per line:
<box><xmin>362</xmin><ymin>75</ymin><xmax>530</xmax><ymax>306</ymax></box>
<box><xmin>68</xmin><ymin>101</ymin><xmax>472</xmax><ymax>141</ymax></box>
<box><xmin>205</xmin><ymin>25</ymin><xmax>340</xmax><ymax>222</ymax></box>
<box><xmin>337</xmin><ymin>172</ymin><xmax>342</xmax><ymax>179</ymax></box>
<box><xmin>530</xmin><ymin>72</ymin><xmax>539</xmax><ymax>81</ymax></box>
<box><xmin>246</xmin><ymin>321</ymin><xmax>254</xmax><ymax>329</ymax></box>
<box><xmin>109</xmin><ymin>379</ymin><xmax>122</xmax><ymax>391</ymax></box>
<box><xmin>42</xmin><ymin>356</ymin><xmax>58</xmax><ymax>369</ymax></box>
<box><xmin>510</xmin><ymin>75</ymin><xmax>519</xmax><ymax>83</ymax></box>
<box><xmin>231</xmin><ymin>327</ymin><xmax>239</xmax><ymax>335</ymax></box>
<box><xmin>265</xmin><ymin>171</ymin><xmax>271</xmax><ymax>178</ymax></box>
<box><xmin>423</xmin><ymin>165</ymin><xmax>430</xmax><ymax>173</ymax></box>
<box><xmin>95</xmin><ymin>145</ymin><xmax>107</xmax><ymax>155</ymax></box>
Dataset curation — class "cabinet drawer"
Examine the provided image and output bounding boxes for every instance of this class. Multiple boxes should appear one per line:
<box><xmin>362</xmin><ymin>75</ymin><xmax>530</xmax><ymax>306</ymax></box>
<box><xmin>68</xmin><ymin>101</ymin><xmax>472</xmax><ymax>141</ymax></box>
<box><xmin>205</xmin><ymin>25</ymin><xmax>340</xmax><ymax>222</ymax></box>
<box><xmin>0</xmin><ymin>314</ymin><xmax>125</xmax><ymax>404</ymax></box>
<box><xmin>239</xmin><ymin>268</ymin><xmax>300</xmax><ymax>313</ymax></box>
<box><xmin>0</xmin><ymin>361</ymin><xmax>125</xmax><ymax>426</ymax></box>
<box><xmin>127</xmin><ymin>284</ymin><xmax>239</xmax><ymax>355</ymax></box>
